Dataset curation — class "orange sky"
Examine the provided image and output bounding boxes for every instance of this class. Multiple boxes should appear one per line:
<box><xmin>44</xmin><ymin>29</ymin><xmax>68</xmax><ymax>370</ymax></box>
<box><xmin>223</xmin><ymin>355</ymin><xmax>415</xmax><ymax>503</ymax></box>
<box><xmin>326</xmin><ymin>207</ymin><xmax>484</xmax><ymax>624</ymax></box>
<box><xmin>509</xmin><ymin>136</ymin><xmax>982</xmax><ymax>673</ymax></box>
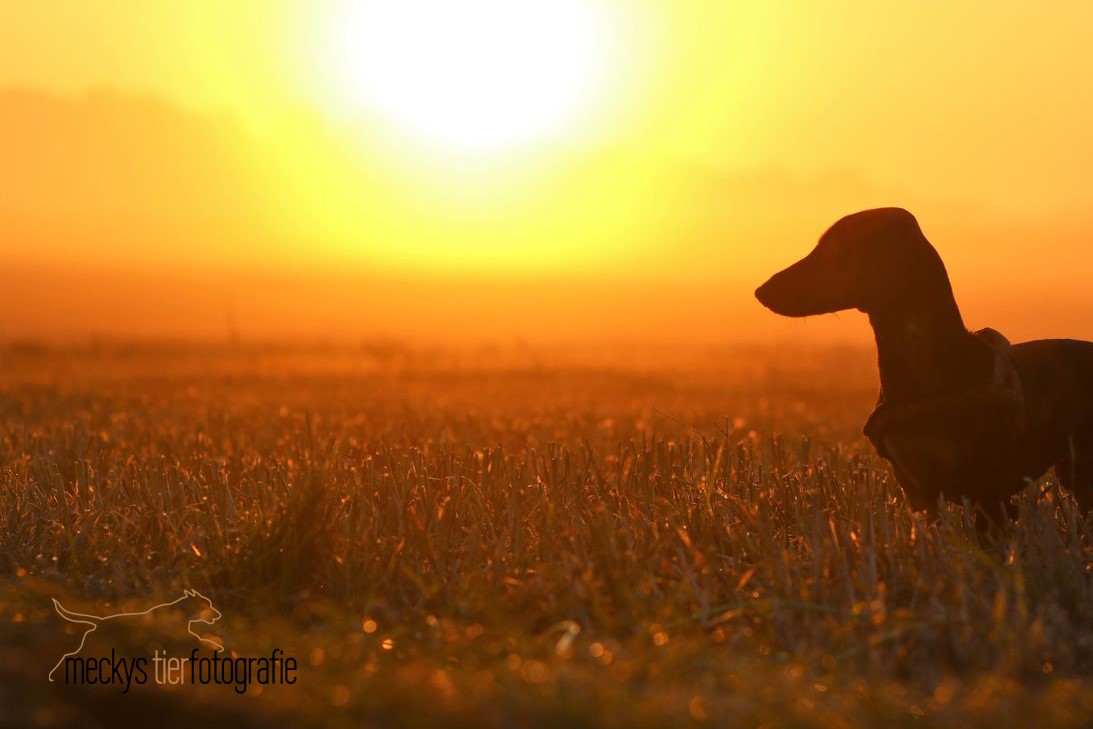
<box><xmin>2</xmin><ymin>1</ymin><xmax>1093</xmax><ymax>344</ymax></box>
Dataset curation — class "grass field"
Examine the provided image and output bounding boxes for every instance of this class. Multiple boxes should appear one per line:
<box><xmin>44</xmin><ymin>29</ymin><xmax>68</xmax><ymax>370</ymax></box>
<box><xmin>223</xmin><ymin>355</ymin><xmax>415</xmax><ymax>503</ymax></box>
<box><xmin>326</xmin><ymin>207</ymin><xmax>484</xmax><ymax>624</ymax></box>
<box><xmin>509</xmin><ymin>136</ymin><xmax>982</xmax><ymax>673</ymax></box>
<box><xmin>0</xmin><ymin>342</ymin><xmax>1090</xmax><ymax>728</ymax></box>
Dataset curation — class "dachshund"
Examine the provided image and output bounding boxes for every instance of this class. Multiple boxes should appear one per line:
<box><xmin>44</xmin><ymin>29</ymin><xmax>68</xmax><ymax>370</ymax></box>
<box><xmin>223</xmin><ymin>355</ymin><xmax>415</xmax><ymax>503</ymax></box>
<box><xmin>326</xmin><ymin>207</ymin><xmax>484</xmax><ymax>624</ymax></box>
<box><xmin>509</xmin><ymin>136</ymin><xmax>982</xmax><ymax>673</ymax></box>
<box><xmin>755</xmin><ymin>207</ymin><xmax>1093</xmax><ymax>520</ymax></box>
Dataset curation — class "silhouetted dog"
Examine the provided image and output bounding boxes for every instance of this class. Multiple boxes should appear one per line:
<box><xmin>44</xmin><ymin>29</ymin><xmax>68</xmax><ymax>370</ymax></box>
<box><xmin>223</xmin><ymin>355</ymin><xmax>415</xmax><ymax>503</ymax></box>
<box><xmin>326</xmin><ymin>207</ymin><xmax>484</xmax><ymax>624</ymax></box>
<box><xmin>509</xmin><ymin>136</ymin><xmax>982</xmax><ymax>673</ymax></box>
<box><xmin>756</xmin><ymin>207</ymin><xmax>1093</xmax><ymax>520</ymax></box>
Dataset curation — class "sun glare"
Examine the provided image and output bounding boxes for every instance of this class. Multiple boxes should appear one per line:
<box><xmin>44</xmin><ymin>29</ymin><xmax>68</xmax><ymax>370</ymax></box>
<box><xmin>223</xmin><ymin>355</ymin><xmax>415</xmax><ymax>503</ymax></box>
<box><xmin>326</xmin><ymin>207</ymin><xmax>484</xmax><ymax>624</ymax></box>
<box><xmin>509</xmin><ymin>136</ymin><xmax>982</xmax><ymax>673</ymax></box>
<box><xmin>328</xmin><ymin>0</ymin><xmax>614</xmax><ymax>152</ymax></box>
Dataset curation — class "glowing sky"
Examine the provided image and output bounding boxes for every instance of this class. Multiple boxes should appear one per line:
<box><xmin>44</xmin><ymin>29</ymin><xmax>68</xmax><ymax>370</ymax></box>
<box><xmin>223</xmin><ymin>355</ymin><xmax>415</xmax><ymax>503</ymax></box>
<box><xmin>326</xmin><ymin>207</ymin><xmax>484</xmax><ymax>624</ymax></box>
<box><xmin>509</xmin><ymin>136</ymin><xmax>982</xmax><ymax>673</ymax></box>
<box><xmin>2</xmin><ymin>1</ymin><xmax>1093</xmax><ymax>342</ymax></box>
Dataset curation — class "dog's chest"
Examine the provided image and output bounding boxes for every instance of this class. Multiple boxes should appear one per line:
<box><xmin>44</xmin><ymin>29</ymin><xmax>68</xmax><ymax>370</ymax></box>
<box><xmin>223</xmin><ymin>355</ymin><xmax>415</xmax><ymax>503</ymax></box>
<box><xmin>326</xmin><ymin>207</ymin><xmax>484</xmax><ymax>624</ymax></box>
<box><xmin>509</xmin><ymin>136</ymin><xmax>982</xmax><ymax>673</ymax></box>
<box><xmin>863</xmin><ymin>393</ymin><xmax>1023</xmax><ymax>497</ymax></box>
<box><xmin>880</xmin><ymin>430</ymin><xmax>960</xmax><ymax>488</ymax></box>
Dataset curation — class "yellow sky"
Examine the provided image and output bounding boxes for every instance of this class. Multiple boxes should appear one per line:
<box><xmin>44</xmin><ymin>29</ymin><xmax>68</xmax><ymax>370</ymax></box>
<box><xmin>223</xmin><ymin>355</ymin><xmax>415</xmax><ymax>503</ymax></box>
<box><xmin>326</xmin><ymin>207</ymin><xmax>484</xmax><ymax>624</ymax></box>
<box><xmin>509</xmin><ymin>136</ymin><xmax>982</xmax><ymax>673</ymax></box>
<box><xmin>2</xmin><ymin>1</ymin><xmax>1093</xmax><ymax>343</ymax></box>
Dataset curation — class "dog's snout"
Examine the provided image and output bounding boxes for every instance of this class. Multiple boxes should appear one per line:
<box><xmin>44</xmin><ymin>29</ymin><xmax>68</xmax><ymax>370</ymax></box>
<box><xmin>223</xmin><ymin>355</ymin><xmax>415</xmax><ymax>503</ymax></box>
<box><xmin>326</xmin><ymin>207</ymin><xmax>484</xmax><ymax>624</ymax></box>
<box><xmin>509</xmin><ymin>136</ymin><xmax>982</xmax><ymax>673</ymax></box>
<box><xmin>755</xmin><ymin>254</ymin><xmax>852</xmax><ymax>317</ymax></box>
<box><xmin>755</xmin><ymin>272</ymin><xmax>790</xmax><ymax>313</ymax></box>
<box><xmin>754</xmin><ymin>280</ymin><xmax>773</xmax><ymax>306</ymax></box>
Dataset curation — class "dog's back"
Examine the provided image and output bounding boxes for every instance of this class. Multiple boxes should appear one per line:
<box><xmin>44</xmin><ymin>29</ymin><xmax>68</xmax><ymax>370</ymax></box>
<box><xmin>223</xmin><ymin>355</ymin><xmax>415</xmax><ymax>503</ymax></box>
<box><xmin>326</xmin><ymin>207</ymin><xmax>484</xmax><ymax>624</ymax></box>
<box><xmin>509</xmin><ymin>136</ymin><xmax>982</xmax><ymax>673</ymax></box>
<box><xmin>1013</xmin><ymin>339</ymin><xmax>1093</xmax><ymax>494</ymax></box>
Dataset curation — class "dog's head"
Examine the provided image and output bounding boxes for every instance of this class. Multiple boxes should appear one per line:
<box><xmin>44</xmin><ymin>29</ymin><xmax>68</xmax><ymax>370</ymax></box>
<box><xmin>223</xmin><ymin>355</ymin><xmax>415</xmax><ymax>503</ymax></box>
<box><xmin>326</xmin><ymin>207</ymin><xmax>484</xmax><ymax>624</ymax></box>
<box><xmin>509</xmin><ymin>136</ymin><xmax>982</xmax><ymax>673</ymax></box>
<box><xmin>182</xmin><ymin>589</ymin><xmax>221</xmax><ymax>625</ymax></box>
<box><xmin>755</xmin><ymin>207</ymin><xmax>945</xmax><ymax>317</ymax></box>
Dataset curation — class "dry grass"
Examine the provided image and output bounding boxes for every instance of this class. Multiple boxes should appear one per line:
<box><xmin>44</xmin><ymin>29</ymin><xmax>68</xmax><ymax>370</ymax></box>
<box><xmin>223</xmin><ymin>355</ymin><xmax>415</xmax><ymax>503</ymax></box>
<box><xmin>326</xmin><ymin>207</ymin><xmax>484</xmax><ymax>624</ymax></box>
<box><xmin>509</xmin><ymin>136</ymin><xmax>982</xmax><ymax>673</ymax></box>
<box><xmin>0</xmin><ymin>342</ymin><xmax>1090</xmax><ymax>728</ymax></box>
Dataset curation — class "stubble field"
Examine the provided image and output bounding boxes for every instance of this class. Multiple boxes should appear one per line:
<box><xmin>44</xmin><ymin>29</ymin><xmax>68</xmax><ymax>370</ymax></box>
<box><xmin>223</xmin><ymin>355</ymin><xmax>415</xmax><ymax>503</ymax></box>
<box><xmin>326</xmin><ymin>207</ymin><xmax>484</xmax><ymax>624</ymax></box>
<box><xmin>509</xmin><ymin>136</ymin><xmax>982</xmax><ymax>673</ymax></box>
<box><xmin>0</xmin><ymin>342</ymin><xmax>1090</xmax><ymax>728</ymax></box>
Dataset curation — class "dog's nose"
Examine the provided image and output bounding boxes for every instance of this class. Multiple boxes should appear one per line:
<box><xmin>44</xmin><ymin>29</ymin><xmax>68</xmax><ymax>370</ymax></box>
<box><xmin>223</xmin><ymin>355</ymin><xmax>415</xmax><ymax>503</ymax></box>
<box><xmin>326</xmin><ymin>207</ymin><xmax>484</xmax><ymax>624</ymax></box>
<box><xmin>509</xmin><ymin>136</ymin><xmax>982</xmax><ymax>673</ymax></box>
<box><xmin>755</xmin><ymin>280</ymin><xmax>773</xmax><ymax>306</ymax></box>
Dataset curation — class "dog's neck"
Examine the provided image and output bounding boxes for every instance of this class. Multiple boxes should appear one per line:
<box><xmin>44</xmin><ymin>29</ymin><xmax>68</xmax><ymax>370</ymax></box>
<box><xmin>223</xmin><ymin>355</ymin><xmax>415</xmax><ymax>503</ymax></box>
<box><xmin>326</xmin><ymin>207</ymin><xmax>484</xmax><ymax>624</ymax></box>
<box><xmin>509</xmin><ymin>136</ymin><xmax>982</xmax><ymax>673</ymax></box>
<box><xmin>867</xmin><ymin>289</ymin><xmax>987</xmax><ymax>403</ymax></box>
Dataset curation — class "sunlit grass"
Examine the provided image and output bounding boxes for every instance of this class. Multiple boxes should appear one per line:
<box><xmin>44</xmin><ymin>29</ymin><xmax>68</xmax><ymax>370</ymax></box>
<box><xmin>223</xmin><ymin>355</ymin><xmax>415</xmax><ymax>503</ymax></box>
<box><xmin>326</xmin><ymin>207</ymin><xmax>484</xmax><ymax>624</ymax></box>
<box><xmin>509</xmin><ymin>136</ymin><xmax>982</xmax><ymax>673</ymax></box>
<box><xmin>0</xmin><ymin>343</ymin><xmax>1090</xmax><ymax>727</ymax></box>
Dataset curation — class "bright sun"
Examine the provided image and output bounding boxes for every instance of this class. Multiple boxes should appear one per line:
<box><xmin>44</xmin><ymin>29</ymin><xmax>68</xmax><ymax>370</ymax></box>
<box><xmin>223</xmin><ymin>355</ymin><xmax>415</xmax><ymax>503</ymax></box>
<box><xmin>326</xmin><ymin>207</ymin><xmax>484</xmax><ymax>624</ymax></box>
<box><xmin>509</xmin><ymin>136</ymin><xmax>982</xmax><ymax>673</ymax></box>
<box><xmin>329</xmin><ymin>0</ymin><xmax>614</xmax><ymax>152</ymax></box>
